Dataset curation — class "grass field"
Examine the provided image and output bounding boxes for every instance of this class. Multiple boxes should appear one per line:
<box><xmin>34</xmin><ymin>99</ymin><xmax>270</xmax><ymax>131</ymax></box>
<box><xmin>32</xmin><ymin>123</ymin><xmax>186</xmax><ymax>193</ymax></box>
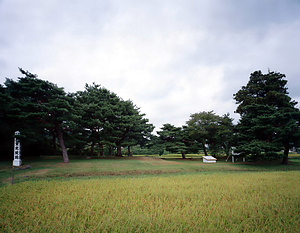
<box><xmin>1</xmin><ymin>155</ymin><xmax>300</xmax><ymax>232</ymax></box>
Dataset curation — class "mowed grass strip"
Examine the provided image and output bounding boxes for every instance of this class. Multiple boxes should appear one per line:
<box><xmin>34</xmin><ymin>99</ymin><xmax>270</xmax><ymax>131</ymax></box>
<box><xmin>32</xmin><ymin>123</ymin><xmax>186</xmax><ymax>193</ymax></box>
<box><xmin>2</xmin><ymin>156</ymin><xmax>300</xmax><ymax>186</ymax></box>
<box><xmin>1</xmin><ymin>171</ymin><xmax>299</xmax><ymax>232</ymax></box>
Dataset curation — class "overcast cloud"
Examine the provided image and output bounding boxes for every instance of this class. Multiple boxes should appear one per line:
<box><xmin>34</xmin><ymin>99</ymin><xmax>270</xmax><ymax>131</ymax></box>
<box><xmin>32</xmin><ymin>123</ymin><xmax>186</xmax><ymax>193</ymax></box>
<box><xmin>1</xmin><ymin>0</ymin><xmax>300</xmax><ymax>130</ymax></box>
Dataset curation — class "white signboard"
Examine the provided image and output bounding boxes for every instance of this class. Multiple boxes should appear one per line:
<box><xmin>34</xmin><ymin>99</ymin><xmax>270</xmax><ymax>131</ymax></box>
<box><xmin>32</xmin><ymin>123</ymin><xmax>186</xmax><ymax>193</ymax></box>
<box><xmin>13</xmin><ymin>131</ymin><xmax>22</xmax><ymax>167</ymax></box>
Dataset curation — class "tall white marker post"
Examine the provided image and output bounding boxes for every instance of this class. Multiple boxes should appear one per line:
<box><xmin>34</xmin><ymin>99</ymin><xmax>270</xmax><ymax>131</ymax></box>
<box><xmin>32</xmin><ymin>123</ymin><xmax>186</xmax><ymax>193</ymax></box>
<box><xmin>13</xmin><ymin>131</ymin><xmax>22</xmax><ymax>166</ymax></box>
<box><xmin>12</xmin><ymin>131</ymin><xmax>21</xmax><ymax>184</ymax></box>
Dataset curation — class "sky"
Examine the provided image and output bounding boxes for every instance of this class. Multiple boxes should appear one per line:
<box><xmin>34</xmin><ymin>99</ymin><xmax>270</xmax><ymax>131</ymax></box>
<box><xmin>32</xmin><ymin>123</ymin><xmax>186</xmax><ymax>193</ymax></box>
<box><xmin>1</xmin><ymin>0</ymin><xmax>300</xmax><ymax>131</ymax></box>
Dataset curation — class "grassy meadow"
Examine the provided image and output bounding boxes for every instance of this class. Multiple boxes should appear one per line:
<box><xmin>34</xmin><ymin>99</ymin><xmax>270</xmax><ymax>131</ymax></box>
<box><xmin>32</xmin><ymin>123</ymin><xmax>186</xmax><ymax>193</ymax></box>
<box><xmin>0</xmin><ymin>155</ymin><xmax>300</xmax><ymax>232</ymax></box>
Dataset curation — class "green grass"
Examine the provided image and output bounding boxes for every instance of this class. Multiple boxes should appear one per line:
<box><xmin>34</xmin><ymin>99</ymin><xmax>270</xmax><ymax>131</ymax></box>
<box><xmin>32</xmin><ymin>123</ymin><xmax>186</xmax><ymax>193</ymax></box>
<box><xmin>0</xmin><ymin>155</ymin><xmax>300</xmax><ymax>232</ymax></box>
<box><xmin>1</xmin><ymin>155</ymin><xmax>300</xmax><ymax>186</ymax></box>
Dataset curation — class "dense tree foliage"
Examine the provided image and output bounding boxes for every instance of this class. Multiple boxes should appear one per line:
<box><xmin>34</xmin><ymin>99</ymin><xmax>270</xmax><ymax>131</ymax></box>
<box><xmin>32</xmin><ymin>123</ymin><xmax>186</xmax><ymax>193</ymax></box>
<box><xmin>217</xmin><ymin>114</ymin><xmax>235</xmax><ymax>157</ymax></box>
<box><xmin>1</xmin><ymin>70</ymin><xmax>153</xmax><ymax>162</ymax></box>
<box><xmin>156</xmin><ymin>124</ymin><xmax>202</xmax><ymax>158</ymax></box>
<box><xmin>186</xmin><ymin>111</ymin><xmax>234</xmax><ymax>156</ymax></box>
<box><xmin>0</xmin><ymin>84</ymin><xmax>15</xmax><ymax>159</ymax></box>
<box><xmin>157</xmin><ymin>124</ymin><xmax>188</xmax><ymax>158</ymax></box>
<box><xmin>3</xmin><ymin>69</ymin><xmax>73</xmax><ymax>162</ymax></box>
<box><xmin>72</xmin><ymin>83</ymin><xmax>122</xmax><ymax>156</ymax></box>
<box><xmin>234</xmin><ymin>70</ymin><xmax>300</xmax><ymax>163</ymax></box>
<box><xmin>118</xmin><ymin>100</ymin><xmax>154</xmax><ymax>156</ymax></box>
<box><xmin>2</xmin><ymin>68</ymin><xmax>299</xmax><ymax>165</ymax></box>
<box><xmin>72</xmin><ymin>83</ymin><xmax>154</xmax><ymax>157</ymax></box>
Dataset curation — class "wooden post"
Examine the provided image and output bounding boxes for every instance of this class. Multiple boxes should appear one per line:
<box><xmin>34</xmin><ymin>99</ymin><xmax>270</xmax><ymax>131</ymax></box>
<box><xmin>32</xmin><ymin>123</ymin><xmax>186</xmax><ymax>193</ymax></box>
<box><xmin>12</xmin><ymin>166</ymin><xmax>15</xmax><ymax>185</ymax></box>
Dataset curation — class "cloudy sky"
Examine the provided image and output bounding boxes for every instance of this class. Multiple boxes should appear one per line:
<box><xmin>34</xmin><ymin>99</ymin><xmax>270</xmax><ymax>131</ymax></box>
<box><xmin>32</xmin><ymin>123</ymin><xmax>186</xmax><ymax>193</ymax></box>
<box><xmin>1</xmin><ymin>0</ymin><xmax>300</xmax><ymax>130</ymax></box>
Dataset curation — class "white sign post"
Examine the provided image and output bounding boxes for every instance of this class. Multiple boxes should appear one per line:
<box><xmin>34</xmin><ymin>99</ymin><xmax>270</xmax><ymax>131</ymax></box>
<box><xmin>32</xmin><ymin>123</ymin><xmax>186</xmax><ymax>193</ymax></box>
<box><xmin>13</xmin><ymin>131</ymin><xmax>22</xmax><ymax>167</ymax></box>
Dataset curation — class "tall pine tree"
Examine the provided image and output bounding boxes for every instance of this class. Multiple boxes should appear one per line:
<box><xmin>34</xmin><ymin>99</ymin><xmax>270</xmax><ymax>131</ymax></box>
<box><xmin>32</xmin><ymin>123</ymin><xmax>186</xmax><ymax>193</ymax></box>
<box><xmin>4</xmin><ymin>68</ymin><xmax>73</xmax><ymax>163</ymax></box>
<box><xmin>234</xmin><ymin>70</ymin><xmax>300</xmax><ymax>164</ymax></box>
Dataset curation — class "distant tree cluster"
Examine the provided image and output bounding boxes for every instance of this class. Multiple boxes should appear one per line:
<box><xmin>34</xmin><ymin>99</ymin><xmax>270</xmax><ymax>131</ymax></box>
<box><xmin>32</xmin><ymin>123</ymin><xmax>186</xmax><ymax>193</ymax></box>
<box><xmin>1</xmin><ymin>69</ymin><xmax>299</xmax><ymax>164</ymax></box>
<box><xmin>156</xmin><ymin>70</ymin><xmax>300</xmax><ymax>164</ymax></box>
<box><xmin>156</xmin><ymin>112</ymin><xmax>234</xmax><ymax>159</ymax></box>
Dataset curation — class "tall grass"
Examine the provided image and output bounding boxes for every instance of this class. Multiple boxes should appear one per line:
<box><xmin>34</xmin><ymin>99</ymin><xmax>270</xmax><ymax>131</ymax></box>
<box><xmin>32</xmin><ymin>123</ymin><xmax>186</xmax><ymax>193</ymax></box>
<box><xmin>1</xmin><ymin>171</ymin><xmax>299</xmax><ymax>232</ymax></box>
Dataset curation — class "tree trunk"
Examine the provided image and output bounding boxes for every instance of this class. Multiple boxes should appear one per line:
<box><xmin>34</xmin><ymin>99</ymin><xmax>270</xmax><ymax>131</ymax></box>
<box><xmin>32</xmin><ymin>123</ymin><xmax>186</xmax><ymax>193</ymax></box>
<box><xmin>116</xmin><ymin>145</ymin><xmax>122</xmax><ymax>157</ymax></box>
<box><xmin>128</xmin><ymin>146</ymin><xmax>132</xmax><ymax>157</ymax></box>
<box><xmin>223</xmin><ymin>142</ymin><xmax>230</xmax><ymax>158</ymax></box>
<box><xmin>90</xmin><ymin>141</ymin><xmax>95</xmax><ymax>156</ymax></box>
<box><xmin>202</xmin><ymin>142</ymin><xmax>208</xmax><ymax>156</ymax></box>
<box><xmin>56</xmin><ymin>125</ymin><xmax>69</xmax><ymax>163</ymax></box>
<box><xmin>282</xmin><ymin>143</ymin><xmax>289</xmax><ymax>165</ymax></box>
<box><xmin>108</xmin><ymin>147</ymin><xmax>113</xmax><ymax>156</ymax></box>
<box><xmin>98</xmin><ymin>143</ymin><xmax>104</xmax><ymax>156</ymax></box>
<box><xmin>181</xmin><ymin>151</ymin><xmax>186</xmax><ymax>159</ymax></box>
<box><xmin>52</xmin><ymin>131</ymin><xmax>57</xmax><ymax>155</ymax></box>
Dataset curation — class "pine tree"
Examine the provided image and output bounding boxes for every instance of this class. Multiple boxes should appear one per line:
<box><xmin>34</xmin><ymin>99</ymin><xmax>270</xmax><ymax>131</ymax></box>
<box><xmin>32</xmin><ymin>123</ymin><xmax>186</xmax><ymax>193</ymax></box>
<box><xmin>157</xmin><ymin>124</ymin><xmax>188</xmax><ymax>158</ymax></box>
<box><xmin>234</xmin><ymin>70</ymin><xmax>300</xmax><ymax>163</ymax></box>
<box><xmin>73</xmin><ymin>83</ymin><xmax>154</xmax><ymax>156</ymax></box>
<box><xmin>4</xmin><ymin>68</ymin><xmax>73</xmax><ymax>163</ymax></box>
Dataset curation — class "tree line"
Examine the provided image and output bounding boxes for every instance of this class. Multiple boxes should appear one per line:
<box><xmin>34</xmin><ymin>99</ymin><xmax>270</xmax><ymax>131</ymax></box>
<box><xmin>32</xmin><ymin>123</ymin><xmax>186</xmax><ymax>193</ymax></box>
<box><xmin>1</xmin><ymin>69</ymin><xmax>299</xmax><ymax>164</ymax></box>
<box><xmin>0</xmin><ymin>69</ymin><xmax>154</xmax><ymax>163</ymax></box>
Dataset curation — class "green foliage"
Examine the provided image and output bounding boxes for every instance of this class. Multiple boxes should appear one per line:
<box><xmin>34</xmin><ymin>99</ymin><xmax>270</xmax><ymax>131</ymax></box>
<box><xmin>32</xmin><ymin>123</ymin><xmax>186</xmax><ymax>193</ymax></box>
<box><xmin>3</xmin><ymin>68</ymin><xmax>299</xmax><ymax>165</ymax></box>
<box><xmin>234</xmin><ymin>70</ymin><xmax>300</xmax><ymax>163</ymax></box>
<box><xmin>121</xmin><ymin>145</ymin><xmax>162</xmax><ymax>156</ymax></box>
<box><xmin>157</xmin><ymin>124</ymin><xmax>188</xmax><ymax>158</ymax></box>
<box><xmin>72</xmin><ymin>83</ymin><xmax>154</xmax><ymax>157</ymax></box>
<box><xmin>2</xmin><ymin>69</ymin><xmax>73</xmax><ymax>162</ymax></box>
<box><xmin>0</xmin><ymin>85</ymin><xmax>15</xmax><ymax>159</ymax></box>
<box><xmin>186</xmin><ymin>111</ymin><xmax>234</xmax><ymax>156</ymax></box>
<box><xmin>72</xmin><ymin>83</ymin><xmax>122</xmax><ymax>156</ymax></box>
<box><xmin>1</xmin><ymin>70</ymin><xmax>154</xmax><ymax>160</ymax></box>
<box><xmin>145</xmin><ymin>135</ymin><xmax>165</xmax><ymax>155</ymax></box>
